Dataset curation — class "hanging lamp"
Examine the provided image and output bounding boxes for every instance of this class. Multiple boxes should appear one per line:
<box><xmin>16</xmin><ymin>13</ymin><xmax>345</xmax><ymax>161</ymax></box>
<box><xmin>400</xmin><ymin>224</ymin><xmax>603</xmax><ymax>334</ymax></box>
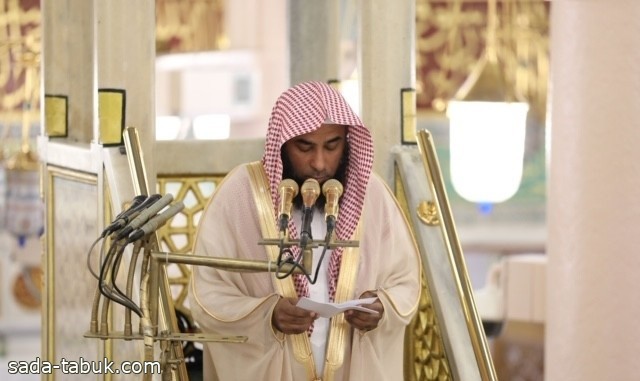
<box><xmin>446</xmin><ymin>0</ymin><xmax>529</xmax><ymax>205</ymax></box>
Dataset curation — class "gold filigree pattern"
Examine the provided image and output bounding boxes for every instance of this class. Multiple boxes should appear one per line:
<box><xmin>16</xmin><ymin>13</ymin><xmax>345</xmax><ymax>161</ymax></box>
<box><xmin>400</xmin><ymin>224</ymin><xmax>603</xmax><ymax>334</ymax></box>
<box><xmin>156</xmin><ymin>0</ymin><xmax>227</xmax><ymax>53</ymax></box>
<box><xmin>408</xmin><ymin>273</ymin><xmax>452</xmax><ymax>381</ymax></box>
<box><xmin>156</xmin><ymin>175</ymin><xmax>224</xmax><ymax>321</ymax></box>
<box><xmin>416</xmin><ymin>0</ymin><xmax>549</xmax><ymax>120</ymax></box>
<box><xmin>0</xmin><ymin>0</ymin><xmax>41</xmax><ymax>113</ymax></box>
<box><xmin>417</xmin><ymin>200</ymin><xmax>440</xmax><ymax>226</ymax></box>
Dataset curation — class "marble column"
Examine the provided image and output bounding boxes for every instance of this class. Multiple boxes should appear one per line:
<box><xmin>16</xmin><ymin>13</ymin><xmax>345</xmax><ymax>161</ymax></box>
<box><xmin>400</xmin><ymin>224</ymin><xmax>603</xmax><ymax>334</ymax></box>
<box><xmin>96</xmin><ymin>0</ymin><xmax>156</xmax><ymax>187</ymax></box>
<box><xmin>546</xmin><ymin>1</ymin><xmax>640</xmax><ymax>379</ymax></box>
<box><xmin>42</xmin><ymin>0</ymin><xmax>95</xmax><ymax>144</ymax></box>
<box><xmin>358</xmin><ymin>0</ymin><xmax>415</xmax><ymax>184</ymax></box>
<box><xmin>288</xmin><ymin>0</ymin><xmax>340</xmax><ymax>85</ymax></box>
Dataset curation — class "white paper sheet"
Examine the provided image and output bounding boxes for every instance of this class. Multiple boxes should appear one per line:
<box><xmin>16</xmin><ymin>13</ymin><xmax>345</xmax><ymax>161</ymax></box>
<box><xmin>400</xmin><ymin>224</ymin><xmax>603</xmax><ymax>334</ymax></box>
<box><xmin>297</xmin><ymin>297</ymin><xmax>379</xmax><ymax>318</ymax></box>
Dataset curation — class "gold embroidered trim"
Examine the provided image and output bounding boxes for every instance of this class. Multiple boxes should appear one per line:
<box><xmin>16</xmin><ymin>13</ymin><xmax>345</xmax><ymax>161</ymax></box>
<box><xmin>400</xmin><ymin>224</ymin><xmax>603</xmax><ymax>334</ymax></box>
<box><xmin>246</xmin><ymin>162</ymin><xmax>317</xmax><ymax>379</ymax></box>
<box><xmin>323</xmin><ymin>224</ymin><xmax>361</xmax><ymax>381</ymax></box>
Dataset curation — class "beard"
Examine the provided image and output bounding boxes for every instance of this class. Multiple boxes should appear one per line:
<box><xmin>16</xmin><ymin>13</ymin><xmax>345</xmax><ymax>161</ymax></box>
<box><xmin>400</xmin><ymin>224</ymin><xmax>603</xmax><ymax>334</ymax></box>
<box><xmin>281</xmin><ymin>144</ymin><xmax>349</xmax><ymax>210</ymax></box>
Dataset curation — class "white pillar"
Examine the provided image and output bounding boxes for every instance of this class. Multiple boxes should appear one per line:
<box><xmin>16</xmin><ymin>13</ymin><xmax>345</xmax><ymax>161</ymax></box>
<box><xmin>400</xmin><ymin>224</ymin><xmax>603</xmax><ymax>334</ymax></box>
<box><xmin>359</xmin><ymin>0</ymin><xmax>415</xmax><ymax>184</ymax></box>
<box><xmin>42</xmin><ymin>0</ymin><xmax>95</xmax><ymax>143</ymax></box>
<box><xmin>547</xmin><ymin>1</ymin><xmax>640</xmax><ymax>379</ymax></box>
<box><xmin>96</xmin><ymin>0</ymin><xmax>156</xmax><ymax>185</ymax></box>
<box><xmin>288</xmin><ymin>0</ymin><xmax>340</xmax><ymax>85</ymax></box>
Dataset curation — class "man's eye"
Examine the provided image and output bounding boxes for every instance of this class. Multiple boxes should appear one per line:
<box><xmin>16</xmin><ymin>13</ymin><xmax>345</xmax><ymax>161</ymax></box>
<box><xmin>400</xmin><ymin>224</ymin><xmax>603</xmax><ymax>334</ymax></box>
<box><xmin>296</xmin><ymin>144</ymin><xmax>313</xmax><ymax>152</ymax></box>
<box><xmin>325</xmin><ymin>142</ymin><xmax>340</xmax><ymax>151</ymax></box>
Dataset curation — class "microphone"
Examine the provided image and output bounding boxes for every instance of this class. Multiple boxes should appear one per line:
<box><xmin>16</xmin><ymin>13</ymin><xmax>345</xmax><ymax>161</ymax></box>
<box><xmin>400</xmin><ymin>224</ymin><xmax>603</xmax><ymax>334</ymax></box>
<box><xmin>322</xmin><ymin>179</ymin><xmax>343</xmax><ymax>237</ymax></box>
<box><xmin>127</xmin><ymin>201</ymin><xmax>185</xmax><ymax>242</ymax></box>
<box><xmin>101</xmin><ymin>194</ymin><xmax>157</xmax><ymax>237</ymax></box>
<box><xmin>277</xmin><ymin>179</ymin><xmax>299</xmax><ymax>234</ymax></box>
<box><xmin>115</xmin><ymin>195</ymin><xmax>148</xmax><ymax>220</ymax></box>
<box><xmin>115</xmin><ymin>193</ymin><xmax>174</xmax><ymax>240</ymax></box>
<box><xmin>299</xmin><ymin>178</ymin><xmax>320</xmax><ymax>249</ymax></box>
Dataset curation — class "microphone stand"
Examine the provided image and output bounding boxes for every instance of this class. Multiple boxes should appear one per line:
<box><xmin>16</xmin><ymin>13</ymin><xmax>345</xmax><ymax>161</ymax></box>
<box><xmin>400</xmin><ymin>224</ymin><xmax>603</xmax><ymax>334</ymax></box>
<box><xmin>298</xmin><ymin>206</ymin><xmax>314</xmax><ymax>274</ymax></box>
<box><xmin>258</xmin><ymin>235</ymin><xmax>360</xmax><ymax>277</ymax></box>
<box><xmin>86</xmin><ymin>227</ymin><xmax>359</xmax><ymax>381</ymax></box>
<box><xmin>148</xmin><ymin>251</ymin><xmax>307</xmax><ymax>275</ymax></box>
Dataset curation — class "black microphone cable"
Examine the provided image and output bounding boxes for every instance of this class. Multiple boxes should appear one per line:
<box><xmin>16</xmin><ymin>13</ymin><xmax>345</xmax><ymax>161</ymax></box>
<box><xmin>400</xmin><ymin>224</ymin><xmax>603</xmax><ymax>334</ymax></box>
<box><xmin>88</xmin><ymin>194</ymin><xmax>161</xmax><ymax>284</ymax></box>
<box><xmin>99</xmin><ymin>196</ymin><xmax>179</xmax><ymax>319</ymax></box>
<box><xmin>87</xmin><ymin>235</ymin><xmax>105</xmax><ymax>281</ymax></box>
<box><xmin>275</xmin><ymin>246</ymin><xmax>301</xmax><ymax>280</ymax></box>
<box><xmin>307</xmin><ymin>245</ymin><xmax>329</xmax><ymax>285</ymax></box>
<box><xmin>98</xmin><ymin>238</ymin><xmax>143</xmax><ymax>317</ymax></box>
<box><xmin>101</xmin><ymin>194</ymin><xmax>158</xmax><ymax>238</ymax></box>
<box><xmin>274</xmin><ymin>243</ymin><xmax>328</xmax><ymax>285</ymax></box>
<box><xmin>109</xmin><ymin>238</ymin><xmax>143</xmax><ymax>317</ymax></box>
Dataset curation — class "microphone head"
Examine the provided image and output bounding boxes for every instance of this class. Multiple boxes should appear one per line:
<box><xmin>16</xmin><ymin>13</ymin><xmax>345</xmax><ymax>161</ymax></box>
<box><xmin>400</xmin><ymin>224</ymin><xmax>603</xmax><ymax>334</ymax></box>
<box><xmin>301</xmin><ymin>178</ymin><xmax>320</xmax><ymax>208</ymax></box>
<box><xmin>322</xmin><ymin>179</ymin><xmax>343</xmax><ymax>222</ymax></box>
<box><xmin>278</xmin><ymin>179</ymin><xmax>299</xmax><ymax>217</ymax></box>
<box><xmin>120</xmin><ymin>195</ymin><xmax>147</xmax><ymax>213</ymax></box>
<box><xmin>322</xmin><ymin>179</ymin><xmax>343</xmax><ymax>197</ymax></box>
<box><xmin>279</xmin><ymin>179</ymin><xmax>299</xmax><ymax>197</ymax></box>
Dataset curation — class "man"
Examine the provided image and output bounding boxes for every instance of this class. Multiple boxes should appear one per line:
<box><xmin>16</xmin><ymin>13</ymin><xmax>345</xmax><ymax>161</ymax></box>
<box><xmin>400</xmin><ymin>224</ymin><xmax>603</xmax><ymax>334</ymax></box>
<box><xmin>188</xmin><ymin>81</ymin><xmax>421</xmax><ymax>380</ymax></box>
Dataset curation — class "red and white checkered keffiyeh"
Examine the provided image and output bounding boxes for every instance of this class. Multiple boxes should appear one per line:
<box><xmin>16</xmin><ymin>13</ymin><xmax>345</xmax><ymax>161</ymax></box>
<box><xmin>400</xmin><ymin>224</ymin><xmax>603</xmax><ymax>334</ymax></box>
<box><xmin>262</xmin><ymin>81</ymin><xmax>374</xmax><ymax>302</ymax></box>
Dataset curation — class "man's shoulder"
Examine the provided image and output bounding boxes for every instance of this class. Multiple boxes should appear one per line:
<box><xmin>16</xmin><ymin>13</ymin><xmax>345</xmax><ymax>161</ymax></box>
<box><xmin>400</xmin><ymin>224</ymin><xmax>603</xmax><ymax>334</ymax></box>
<box><xmin>212</xmin><ymin>162</ymin><xmax>255</xmax><ymax>195</ymax></box>
<box><xmin>221</xmin><ymin>162</ymin><xmax>257</xmax><ymax>182</ymax></box>
<box><xmin>362</xmin><ymin>173</ymin><xmax>403</xmax><ymax>208</ymax></box>
<box><xmin>365</xmin><ymin>173</ymin><xmax>391</xmax><ymax>195</ymax></box>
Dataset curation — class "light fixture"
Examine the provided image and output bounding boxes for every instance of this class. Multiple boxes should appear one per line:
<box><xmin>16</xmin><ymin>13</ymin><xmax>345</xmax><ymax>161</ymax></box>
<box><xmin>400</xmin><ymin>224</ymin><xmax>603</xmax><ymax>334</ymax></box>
<box><xmin>328</xmin><ymin>72</ymin><xmax>361</xmax><ymax>117</ymax></box>
<box><xmin>339</xmin><ymin>76</ymin><xmax>360</xmax><ymax>117</ymax></box>
<box><xmin>156</xmin><ymin>115</ymin><xmax>184</xmax><ymax>140</ymax></box>
<box><xmin>446</xmin><ymin>0</ymin><xmax>529</xmax><ymax>205</ymax></box>
<box><xmin>192</xmin><ymin>114</ymin><xmax>231</xmax><ymax>140</ymax></box>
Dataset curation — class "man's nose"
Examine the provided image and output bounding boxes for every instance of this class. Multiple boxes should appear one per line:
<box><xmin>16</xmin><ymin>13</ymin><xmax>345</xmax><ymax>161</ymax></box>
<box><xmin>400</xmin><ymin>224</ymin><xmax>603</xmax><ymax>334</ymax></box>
<box><xmin>309</xmin><ymin>150</ymin><xmax>326</xmax><ymax>172</ymax></box>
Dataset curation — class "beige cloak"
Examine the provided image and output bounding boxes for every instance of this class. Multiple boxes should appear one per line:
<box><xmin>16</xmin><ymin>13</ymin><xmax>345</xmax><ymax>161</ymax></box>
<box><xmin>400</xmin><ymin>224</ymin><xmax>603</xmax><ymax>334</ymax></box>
<box><xmin>188</xmin><ymin>162</ymin><xmax>421</xmax><ymax>381</ymax></box>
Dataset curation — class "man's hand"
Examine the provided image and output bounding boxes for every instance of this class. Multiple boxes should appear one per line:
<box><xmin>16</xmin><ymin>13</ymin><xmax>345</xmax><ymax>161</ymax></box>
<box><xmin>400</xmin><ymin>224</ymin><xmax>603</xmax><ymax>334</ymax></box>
<box><xmin>345</xmin><ymin>291</ymin><xmax>384</xmax><ymax>332</ymax></box>
<box><xmin>272</xmin><ymin>297</ymin><xmax>318</xmax><ymax>334</ymax></box>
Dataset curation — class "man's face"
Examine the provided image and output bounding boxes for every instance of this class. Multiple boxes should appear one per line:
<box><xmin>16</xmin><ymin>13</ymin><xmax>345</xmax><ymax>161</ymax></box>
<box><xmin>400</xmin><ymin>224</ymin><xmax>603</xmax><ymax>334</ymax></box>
<box><xmin>282</xmin><ymin>123</ymin><xmax>347</xmax><ymax>186</ymax></box>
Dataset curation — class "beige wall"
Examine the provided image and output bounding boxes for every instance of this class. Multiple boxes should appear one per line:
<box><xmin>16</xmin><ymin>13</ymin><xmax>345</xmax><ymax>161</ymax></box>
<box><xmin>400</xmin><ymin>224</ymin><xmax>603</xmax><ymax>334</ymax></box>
<box><xmin>547</xmin><ymin>1</ymin><xmax>640</xmax><ymax>379</ymax></box>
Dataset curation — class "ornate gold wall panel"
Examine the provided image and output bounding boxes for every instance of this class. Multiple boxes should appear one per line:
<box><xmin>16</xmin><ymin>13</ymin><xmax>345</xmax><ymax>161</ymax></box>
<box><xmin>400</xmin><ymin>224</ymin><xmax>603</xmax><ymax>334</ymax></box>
<box><xmin>416</xmin><ymin>0</ymin><xmax>549</xmax><ymax>121</ymax></box>
<box><xmin>406</xmin><ymin>273</ymin><xmax>454</xmax><ymax>381</ymax></box>
<box><xmin>0</xmin><ymin>0</ymin><xmax>41</xmax><ymax>115</ymax></box>
<box><xmin>156</xmin><ymin>0</ymin><xmax>226</xmax><ymax>53</ymax></box>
